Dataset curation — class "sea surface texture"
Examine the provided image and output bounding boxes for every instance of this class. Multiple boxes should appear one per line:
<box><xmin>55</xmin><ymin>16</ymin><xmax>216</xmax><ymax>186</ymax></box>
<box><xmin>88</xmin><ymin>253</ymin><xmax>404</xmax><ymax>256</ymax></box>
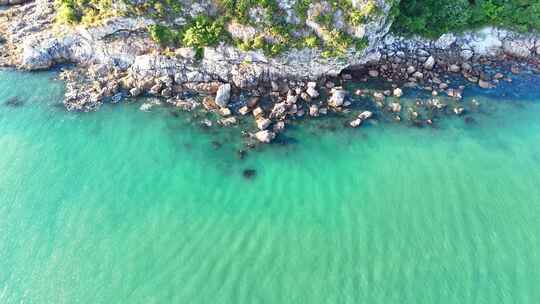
<box><xmin>1</xmin><ymin>70</ymin><xmax>539</xmax><ymax>303</ymax></box>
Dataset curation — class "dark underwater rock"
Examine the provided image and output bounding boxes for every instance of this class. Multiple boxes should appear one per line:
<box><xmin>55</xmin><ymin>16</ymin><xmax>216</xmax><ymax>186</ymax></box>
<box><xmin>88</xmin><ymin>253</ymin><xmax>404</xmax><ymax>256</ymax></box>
<box><xmin>4</xmin><ymin>96</ymin><xmax>24</xmax><ymax>107</ymax></box>
<box><xmin>242</xmin><ymin>169</ymin><xmax>256</xmax><ymax>180</ymax></box>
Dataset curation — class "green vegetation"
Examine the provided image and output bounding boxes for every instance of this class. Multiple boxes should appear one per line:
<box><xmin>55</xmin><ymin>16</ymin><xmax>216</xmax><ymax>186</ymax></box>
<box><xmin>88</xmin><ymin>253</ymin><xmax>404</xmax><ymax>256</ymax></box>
<box><xmin>53</xmin><ymin>0</ymin><xmax>540</xmax><ymax>58</ymax></box>
<box><xmin>54</xmin><ymin>0</ymin><xmax>116</xmax><ymax>25</ymax></box>
<box><xmin>53</xmin><ymin>0</ymin><xmax>380</xmax><ymax>57</ymax></box>
<box><xmin>392</xmin><ymin>0</ymin><xmax>540</xmax><ymax>38</ymax></box>
<box><xmin>148</xmin><ymin>16</ymin><xmax>227</xmax><ymax>58</ymax></box>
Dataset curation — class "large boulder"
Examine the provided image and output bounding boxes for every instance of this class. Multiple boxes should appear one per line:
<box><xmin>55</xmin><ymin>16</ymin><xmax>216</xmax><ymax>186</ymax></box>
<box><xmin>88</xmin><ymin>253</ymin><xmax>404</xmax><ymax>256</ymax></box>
<box><xmin>328</xmin><ymin>89</ymin><xmax>347</xmax><ymax>107</ymax></box>
<box><xmin>215</xmin><ymin>83</ymin><xmax>231</xmax><ymax>107</ymax></box>
<box><xmin>502</xmin><ymin>39</ymin><xmax>532</xmax><ymax>58</ymax></box>
<box><xmin>423</xmin><ymin>56</ymin><xmax>435</xmax><ymax>70</ymax></box>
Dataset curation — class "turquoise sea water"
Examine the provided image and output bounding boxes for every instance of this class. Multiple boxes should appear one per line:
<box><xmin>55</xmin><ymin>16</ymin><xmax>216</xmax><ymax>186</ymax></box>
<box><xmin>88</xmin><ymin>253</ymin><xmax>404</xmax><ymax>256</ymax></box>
<box><xmin>1</xmin><ymin>69</ymin><xmax>539</xmax><ymax>303</ymax></box>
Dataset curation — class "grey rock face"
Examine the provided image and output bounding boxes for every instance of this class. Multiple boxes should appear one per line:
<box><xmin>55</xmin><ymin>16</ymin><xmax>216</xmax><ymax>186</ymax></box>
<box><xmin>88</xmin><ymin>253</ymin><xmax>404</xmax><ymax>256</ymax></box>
<box><xmin>502</xmin><ymin>39</ymin><xmax>533</xmax><ymax>58</ymax></box>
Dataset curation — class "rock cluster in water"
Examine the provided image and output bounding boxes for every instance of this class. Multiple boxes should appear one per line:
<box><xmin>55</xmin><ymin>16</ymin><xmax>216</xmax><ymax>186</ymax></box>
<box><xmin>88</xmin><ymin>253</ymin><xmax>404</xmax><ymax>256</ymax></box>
<box><xmin>0</xmin><ymin>0</ymin><xmax>539</xmax><ymax>146</ymax></box>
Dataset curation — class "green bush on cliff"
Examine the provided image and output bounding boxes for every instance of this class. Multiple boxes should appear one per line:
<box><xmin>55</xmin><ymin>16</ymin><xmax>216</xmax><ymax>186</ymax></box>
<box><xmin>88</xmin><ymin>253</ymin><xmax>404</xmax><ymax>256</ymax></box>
<box><xmin>55</xmin><ymin>0</ymin><xmax>117</xmax><ymax>25</ymax></box>
<box><xmin>148</xmin><ymin>24</ymin><xmax>181</xmax><ymax>46</ymax></box>
<box><xmin>182</xmin><ymin>16</ymin><xmax>227</xmax><ymax>49</ymax></box>
<box><xmin>56</xmin><ymin>0</ymin><xmax>79</xmax><ymax>24</ymax></box>
<box><xmin>147</xmin><ymin>15</ymin><xmax>228</xmax><ymax>59</ymax></box>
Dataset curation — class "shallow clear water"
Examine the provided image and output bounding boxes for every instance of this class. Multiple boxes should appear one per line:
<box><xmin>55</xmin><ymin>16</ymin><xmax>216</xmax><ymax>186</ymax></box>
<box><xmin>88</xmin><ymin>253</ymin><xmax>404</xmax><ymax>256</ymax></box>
<box><xmin>1</xmin><ymin>69</ymin><xmax>539</xmax><ymax>303</ymax></box>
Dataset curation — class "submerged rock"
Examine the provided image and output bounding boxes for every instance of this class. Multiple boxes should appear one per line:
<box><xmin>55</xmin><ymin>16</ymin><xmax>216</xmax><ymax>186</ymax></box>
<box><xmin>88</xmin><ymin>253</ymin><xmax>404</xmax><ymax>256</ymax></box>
<box><xmin>139</xmin><ymin>103</ymin><xmax>152</xmax><ymax>111</ymax></box>
<box><xmin>454</xmin><ymin>107</ymin><xmax>465</xmax><ymax>115</ymax></box>
<box><xmin>389</xmin><ymin>102</ymin><xmax>402</xmax><ymax>113</ymax></box>
<box><xmin>218</xmin><ymin>117</ymin><xmax>237</xmax><ymax>126</ymax></box>
<box><xmin>4</xmin><ymin>96</ymin><xmax>24</xmax><ymax>107</ymax></box>
<box><xmin>254</xmin><ymin>130</ymin><xmax>276</xmax><ymax>143</ymax></box>
<box><xmin>309</xmin><ymin>104</ymin><xmax>319</xmax><ymax>117</ymax></box>
<box><xmin>358</xmin><ymin>111</ymin><xmax>373</xmax><ymax>120</ymax></box>
<box><xmin>373</xmin><ymin>92</ymin><xmax>385</xmax><ymax>102</ymax></box>
<box><xmin>242</xmin><ymin>169</ymin><xmax>257</xmax><ymax>180</ymax></box>
<box><xmin>273</xmin><ymin>121</ymin><xmax>285</xmax><ymax>133</ymax></box>
<box><xmin>349</xmin><ymin>118</ymin><xmax>363</xmax><ymax>128</ymax></box>
<box><xmin>256</xmin><ymin>117</ymin><xmax>272</xmax><ymax>130</ymax></box>
<box><xmin>328</xmin><ymin>88</ymin><xmax>347</xmax><ymax>107</ymax></box>
<box><xmin>478</xmin><ymin>79</ymin><xmax>493</xmax><ymax>89</ymax></box>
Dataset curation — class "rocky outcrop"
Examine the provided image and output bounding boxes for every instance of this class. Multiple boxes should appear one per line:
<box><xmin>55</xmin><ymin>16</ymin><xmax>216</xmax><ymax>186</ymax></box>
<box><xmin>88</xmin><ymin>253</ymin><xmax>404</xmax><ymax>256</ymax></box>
<box><xmin>214</xmin><ymin>83</ymin><xmax>231</xmax><ymax>107</ymax></box>
<box><xmin>2</xmin><ymin>0</ymin><xmax>396</xmax><ymax>86</ymax></box>
<box><xmin>5</xmin><ymin>1</ymin><xmax>537</xmax><ymax>97</ymax></box>
<box><xmin>381</xmin><ymin>27</ymin><xmax>539</xmax><ymax>62</ymax></box>
<box><xmin>0</xmin><ymin>0</ymin><xmax>31</xmax><ymax>5</ymax></box>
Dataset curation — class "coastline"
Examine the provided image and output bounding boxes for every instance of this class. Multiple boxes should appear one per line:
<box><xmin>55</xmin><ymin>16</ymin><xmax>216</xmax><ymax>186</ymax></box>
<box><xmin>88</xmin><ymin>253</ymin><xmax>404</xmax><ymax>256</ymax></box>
<box><xmin>0</xmin><ymin>0</ymin><xmax>539</xmax><ymax>145</ymax></box>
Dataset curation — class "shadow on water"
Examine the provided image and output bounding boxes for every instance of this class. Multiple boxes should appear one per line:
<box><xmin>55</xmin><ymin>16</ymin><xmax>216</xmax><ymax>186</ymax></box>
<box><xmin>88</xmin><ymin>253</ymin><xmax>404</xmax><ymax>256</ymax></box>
<box><xmin>273</xmin><ymin>134</ymin><xmax>299</xmax><ymax>146</ymax></box>
<box><xmin>242</xmin><ymin>168</ymin><xmax>257</xmax><ymax>180</ymax></box>
<box><xmin>4</xmin><ymin>96</ymin><xmax>24</xmax><ymax>107</ymax></box>
<box><xmin>468</xmin><ymin>72</ymin><xmax>540</xmax><ymax>102</ymax></box>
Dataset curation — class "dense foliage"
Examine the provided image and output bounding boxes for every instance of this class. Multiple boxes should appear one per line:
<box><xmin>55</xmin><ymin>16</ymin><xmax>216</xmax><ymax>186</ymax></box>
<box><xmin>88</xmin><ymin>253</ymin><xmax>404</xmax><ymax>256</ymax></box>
<box><xmin>54</xmin><ymin>0</ymin><xmax>380</xmax><ymax>57</ymax></box>
<box><xmin>53</xmin><ymin>0</ymin><xmax>539</xmax><ymax>58</ymax></box>
<box><xmin>392</xmin><ymin>0</ymin><xmax>540</xmax><ymax>38</ymax></box>
<box><xmin>55</xmin><ymin>0</ymin><xmax>116</xmax><ymax>24</ymax></box>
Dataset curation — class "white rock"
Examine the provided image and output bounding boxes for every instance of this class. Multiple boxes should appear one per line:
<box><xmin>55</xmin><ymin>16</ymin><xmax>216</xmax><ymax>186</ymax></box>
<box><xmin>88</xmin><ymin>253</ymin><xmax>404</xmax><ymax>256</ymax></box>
<box><xmin>393</xmin><ymin>88</ymin><xmax>403</xmax><ymax>98</ymax></box>
<box><xmin>306</xmin><ymin>86</ymin><xmax>319</xmax><ymax>98</ymax></box>
<box><xmin>423</xmin><ymin>56</ymin><xmax>435</xmax><ymax>70</ymax></box>
<box><xmin>273</xmin><ymin>121</ymin><xmax>285</xmax><ymax>133</ymax></box>
<box><xmin>256</xmin><ymin>117</ymin><xmax>271</xmax><ymax>130</ymax></box>
<box><xmin>238</xmin><ymin>106</ymin><xmax>250</xmax><ymax>115</ymax></box>
<box><xmin>389</xmin><ymin>102</ymin><xmax>401</xmax><ymax>113</ymax></box>
<box><xmin>215</xmin><ymin>83</ymin><xmax>231</xmax><ymax>107</ymax></box>
<box><xmin>350</xmin><ymin>119</ymin><xmax>362</xmax><ymax>128</ymax></box>
<box><xmin>129</xmin><ymin>87</ymin><xmax>142</xmax><ymax>97</ymax></box>
<box><xmin>219</xmin><ymin>117</ymin><xmax>237</xmax><ymax>126</ymax></box>
<box><xmin>252</xmin><ymin>107</ymin><xmax>263</xmax><ymax>117</ymax></box>
<box><xmin>467</xmin><ymin>27</ymin><xmax>503</xmax><ymax>57</ymax></box>
<box><xmin>328</xmin><ymin>89</ymin><xmax>347</xmax><ymax>107</ymax></box>
<box><xmin>309</xmin><ymin>104</ymin><xmax>319</xmax><ymax>117</ymax></box>
<box><xmin>435</xmin><ymin>33</ymin><xmax>456</xmax><ymax>49</ymax></box>
<box><xmin>139</xmin><ymin>103</ymin><xmax>152</xmax><ymax>111</ymax></box>
<box><xmin>219</xmin><ymin>107</ymin><xmax>232</xmax><ymax>116</ymax></box>
<box><xmin>255</xmin><ymin>130</ymin><xmax>276</xmax><ymax>143</ymax></box>
<box><xmin>358</xmin><ymin>111</ymin><xmax>373</xmax><ymax>120</ymax></box>
<box><xmin>449</xmin><ymin>64</ymin><xmax>461</xmax><ymax>73</ymax></box>
<box><xmin>478</xmin><ymin>79</ymin><xmax>493</xmax><ymax>89</ymax></box>
<box><xmin>175</xmin><ymin>47</ymin><xmax>197</xmax><ymax>59</ymax></box>
<box><xmin>460</xmin><ymin>49</ymin><xmax>474</xmax><ymax>61</ymax></box>
<box><xmin>286</xmin><ymin>94</ymin><xmax>298</xmax><ymax>104</ymax></box>
<box><xmin>373</xmin><ymin>92</ymin><xmax>385</xmax><ymax>101</ymax></box>
<box><xmin>368</xmin><ymin>70</ymin><xmax>379</xmax><ymax>77</ymax></box>
<box><xmin>503</xmin><ymin>40</ymin><xmax>532</xmax><ymax>58</ymax></box>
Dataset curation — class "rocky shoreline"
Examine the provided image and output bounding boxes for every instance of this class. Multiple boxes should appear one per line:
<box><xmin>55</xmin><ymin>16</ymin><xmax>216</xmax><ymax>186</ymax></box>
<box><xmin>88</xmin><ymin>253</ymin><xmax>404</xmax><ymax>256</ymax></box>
<box><xmin>0</xmin><ymin>0</ymin><xmax>539</xmax><ymax>146</ymax></box>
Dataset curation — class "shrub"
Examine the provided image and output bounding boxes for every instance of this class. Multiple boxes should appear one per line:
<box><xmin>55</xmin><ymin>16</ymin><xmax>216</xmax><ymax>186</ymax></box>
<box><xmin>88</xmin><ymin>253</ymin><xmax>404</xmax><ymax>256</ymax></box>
<box><xmin>148</xmin><ymin>24</ymin><xmax>180</xmax><ymax>46</ymax></box>
<box><xmin>55</xmin><ymin>0</ymin><xmax>80</xmax><ymax>24</ymax></box>
<box><xmin>182</xmin><ymin>16</ymin><xmax>226</xmax><ymax>48</ymax></box>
